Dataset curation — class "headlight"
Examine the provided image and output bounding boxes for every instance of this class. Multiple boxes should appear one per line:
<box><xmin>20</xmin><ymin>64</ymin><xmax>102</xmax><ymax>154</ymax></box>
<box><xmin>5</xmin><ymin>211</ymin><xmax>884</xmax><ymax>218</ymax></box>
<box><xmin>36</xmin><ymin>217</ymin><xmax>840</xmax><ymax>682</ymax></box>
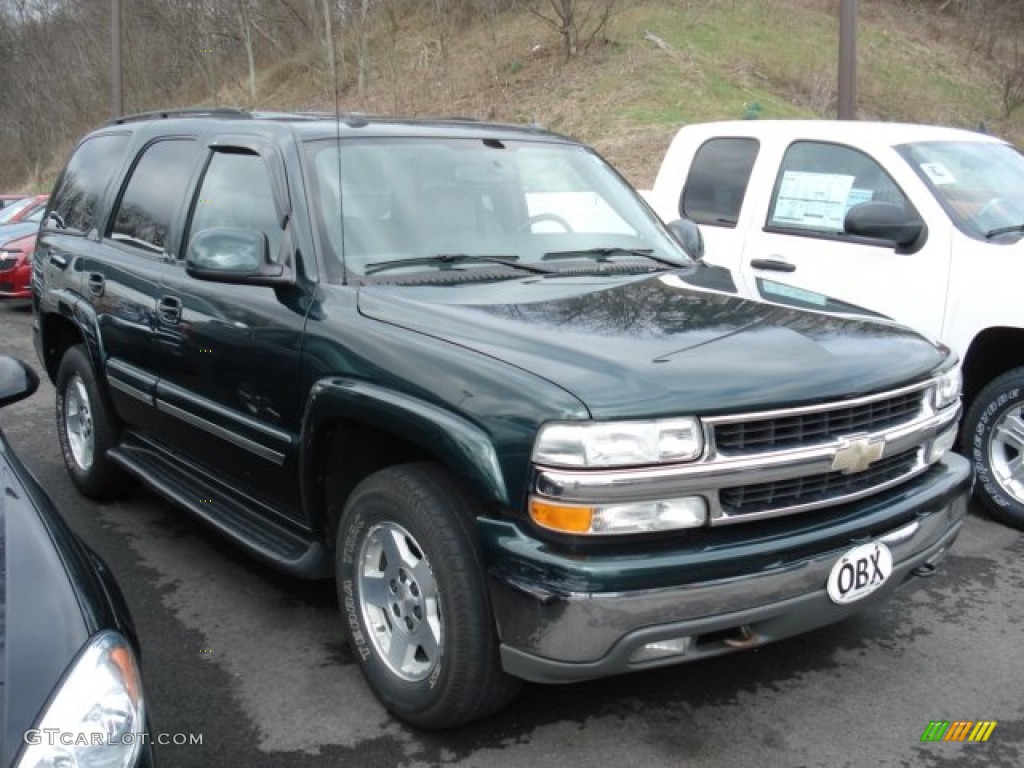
<box><xmin>532</xmin><ymin>418</ymin><xmax>703</xmax><ymax>468</ymax></box>
<box><xmin>934</xmin><ymin>366</ymin><xmax>962</xmax><ymax>410</ymax></box>
<box><xmin>16</xmin><ymin>632</ymin><xmax>146</xmax><ymax>768</ymax></box>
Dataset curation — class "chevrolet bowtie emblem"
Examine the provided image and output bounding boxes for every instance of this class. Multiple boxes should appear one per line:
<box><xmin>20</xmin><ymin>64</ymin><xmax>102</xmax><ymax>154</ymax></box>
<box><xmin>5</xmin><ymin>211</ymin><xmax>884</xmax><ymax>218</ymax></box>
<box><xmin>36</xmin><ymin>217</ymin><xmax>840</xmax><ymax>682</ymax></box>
<box><xmin>831</xmin><ymin>436</ymin><xmax>885</xmax><ymax>474</ymax></box>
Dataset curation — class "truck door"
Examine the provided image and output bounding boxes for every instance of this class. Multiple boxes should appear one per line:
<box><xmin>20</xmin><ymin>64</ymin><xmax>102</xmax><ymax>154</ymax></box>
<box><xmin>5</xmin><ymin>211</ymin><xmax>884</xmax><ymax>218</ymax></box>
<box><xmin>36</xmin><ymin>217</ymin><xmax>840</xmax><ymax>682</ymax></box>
<box><xmin>153</xmin><ymin>141</ymin><xmax>310</xmax><ymax>523</ymax></box>
<box><xmin>90</xmin><ymin>137</ymin><xmax>205</xmax><ymax>434</ymax></box>
<box><xmin>737</xmin><ymin>139</ymin><xmax>950</xmax><ymax>339</ymax></box>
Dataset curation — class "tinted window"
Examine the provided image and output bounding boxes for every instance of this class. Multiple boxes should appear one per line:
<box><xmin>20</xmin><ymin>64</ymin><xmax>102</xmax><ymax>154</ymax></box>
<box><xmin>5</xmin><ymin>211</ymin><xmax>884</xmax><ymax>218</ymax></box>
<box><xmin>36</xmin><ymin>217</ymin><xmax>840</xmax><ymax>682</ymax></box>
<box><xmin>768</xmin><ymin>141</ymin><xmax>911</xmax><ymax>235</ymax></box>
<box><xmin>110</xmin><ymin>140</ymin><xmax>202</xmax><ymax>253</ymax></box>
<box><xmin>47</xmin><ymin>133</ymin><xmax>130</xmax><ymax>234</ymax></box>
<box><xmin>187</xmin><ymin>151</ymin><xmax>282</xmax><ymax>260</ymax></box>
<box><xmin>680</xmin><ymin>138</ymin><xmax>759</xmax><ymax>227</ymax></box>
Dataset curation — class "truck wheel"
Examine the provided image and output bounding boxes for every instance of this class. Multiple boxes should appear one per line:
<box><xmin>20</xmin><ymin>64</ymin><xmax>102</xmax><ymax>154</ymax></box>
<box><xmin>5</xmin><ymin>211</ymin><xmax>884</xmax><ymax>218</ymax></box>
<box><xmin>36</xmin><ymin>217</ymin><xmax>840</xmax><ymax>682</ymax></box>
<box><xmin>55</xmin><ymin>345</ymin><xmax>130</xmax><ymax>499</ymax></box>
<box><xmin>335</xmin><ymin>462</ymin><xmax>520</xmax><ymax>728</ymax></box>
<box><xmin>964</xmin><ymin>368</ymin><xmax>1024</xmax><ymax>529</ymax></box>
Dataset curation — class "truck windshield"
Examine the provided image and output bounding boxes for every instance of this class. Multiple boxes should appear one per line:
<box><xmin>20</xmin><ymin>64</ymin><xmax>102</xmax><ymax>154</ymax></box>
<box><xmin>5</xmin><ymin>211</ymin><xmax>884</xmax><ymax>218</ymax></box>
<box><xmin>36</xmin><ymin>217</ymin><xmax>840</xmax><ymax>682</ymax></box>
<box><xmin>896</xmin><ymin>140</ymin><xmax>1024</xmax><ymax>241</ymax></box>
<box><xmin>304</xmin><ymin>137</ymin><xmax>692</xmax><ymax>278</ymax></box>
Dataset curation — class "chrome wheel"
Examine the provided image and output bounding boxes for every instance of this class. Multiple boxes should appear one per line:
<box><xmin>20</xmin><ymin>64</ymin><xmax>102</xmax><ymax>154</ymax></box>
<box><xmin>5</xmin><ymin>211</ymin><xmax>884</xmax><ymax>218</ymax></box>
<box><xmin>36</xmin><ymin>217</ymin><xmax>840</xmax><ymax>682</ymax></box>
<box><xmin>357</xmin><ymin>522</ymin><xmax>442</xmax><ymax>682</ymax></box>
<box><xmin>989</xmin><ymin>404</ymin><xmax>1024</xmax><ymax>504</ymax></box>
<box><xmin>64</xmin><ymin>375</ymin><xmax>95</xmax><ymax>471</ymax></box>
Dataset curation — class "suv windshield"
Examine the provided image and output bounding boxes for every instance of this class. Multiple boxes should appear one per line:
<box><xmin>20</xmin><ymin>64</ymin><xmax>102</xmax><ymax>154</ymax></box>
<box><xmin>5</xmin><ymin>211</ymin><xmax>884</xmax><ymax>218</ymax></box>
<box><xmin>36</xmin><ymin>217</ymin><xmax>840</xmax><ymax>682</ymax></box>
<box><xmin>305</xmin><ymin>137</ymin><xmax>691</xmax><ymax>278</ymax></box>
<box><xmin>896</xmin><ymin>140</ymin><xmax>1024</xmax><ymax>241</ymax></box>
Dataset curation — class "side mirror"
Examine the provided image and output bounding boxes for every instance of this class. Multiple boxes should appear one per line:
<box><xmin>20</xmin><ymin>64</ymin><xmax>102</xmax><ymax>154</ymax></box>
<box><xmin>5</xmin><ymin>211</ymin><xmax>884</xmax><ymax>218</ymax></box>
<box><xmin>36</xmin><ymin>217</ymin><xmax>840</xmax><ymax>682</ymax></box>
<box><xmin>0</xmin><ymin>357</ymin><xmax>39</xmax><ymax>409</ymax></box>
<box><xmin>667</xmin><ymin>218</ymin><xmax>705</xmax><ymax>261</ymax></box>
<box><xmin>844</xmin><ymin>202</ymin><xmax>924</xmax><ymax>249</ymax></box>
<box><xmin>186</xmin><ymin>228</ymin><xmax>293</xmax><ymax>287</ymax></box>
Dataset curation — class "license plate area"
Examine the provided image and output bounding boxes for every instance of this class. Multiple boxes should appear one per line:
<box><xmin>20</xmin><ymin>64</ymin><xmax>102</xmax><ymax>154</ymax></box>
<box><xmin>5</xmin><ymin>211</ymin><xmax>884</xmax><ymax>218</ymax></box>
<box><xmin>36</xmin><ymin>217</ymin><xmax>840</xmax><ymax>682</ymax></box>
<box><xmin>827</xmin><ymin>541</ymin><xmax>893</xmax><ymax>604</ymax></box>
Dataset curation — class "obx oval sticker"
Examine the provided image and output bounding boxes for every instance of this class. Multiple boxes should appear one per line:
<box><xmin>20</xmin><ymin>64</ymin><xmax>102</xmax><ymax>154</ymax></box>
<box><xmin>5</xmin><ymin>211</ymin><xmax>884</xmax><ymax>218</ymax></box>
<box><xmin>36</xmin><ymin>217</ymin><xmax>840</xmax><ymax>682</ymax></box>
<box><xmin>827</xmin><ymin>541</ymin><xmax>893</xmax><ymax>604</ymax></box>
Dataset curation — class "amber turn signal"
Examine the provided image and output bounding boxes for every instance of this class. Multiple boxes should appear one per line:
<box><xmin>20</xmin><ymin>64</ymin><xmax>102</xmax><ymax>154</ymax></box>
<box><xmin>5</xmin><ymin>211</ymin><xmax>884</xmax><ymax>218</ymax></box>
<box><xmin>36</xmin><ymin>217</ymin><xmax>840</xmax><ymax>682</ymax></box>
<box><xmin>529</xmin><ymin>498</ymin><xmax>594</xmax><ymax>533</ymax></box>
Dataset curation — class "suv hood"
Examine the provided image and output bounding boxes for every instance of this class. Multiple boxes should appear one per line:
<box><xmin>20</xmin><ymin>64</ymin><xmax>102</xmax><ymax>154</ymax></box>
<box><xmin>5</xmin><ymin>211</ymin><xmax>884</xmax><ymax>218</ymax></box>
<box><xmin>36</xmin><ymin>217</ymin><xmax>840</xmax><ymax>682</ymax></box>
<box><xmin>357</xmin><ymin>273</ymin><xmax>948</xmax><ymax>419</ymax></box>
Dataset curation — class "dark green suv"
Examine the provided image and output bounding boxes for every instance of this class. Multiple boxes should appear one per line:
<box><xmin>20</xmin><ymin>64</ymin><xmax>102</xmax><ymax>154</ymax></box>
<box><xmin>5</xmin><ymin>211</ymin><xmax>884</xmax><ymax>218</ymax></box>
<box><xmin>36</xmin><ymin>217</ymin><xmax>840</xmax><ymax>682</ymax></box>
<box><xmin>33</xmin><ymin>108</ymin><xmax>971</xmax><ymax>728</ymax></box>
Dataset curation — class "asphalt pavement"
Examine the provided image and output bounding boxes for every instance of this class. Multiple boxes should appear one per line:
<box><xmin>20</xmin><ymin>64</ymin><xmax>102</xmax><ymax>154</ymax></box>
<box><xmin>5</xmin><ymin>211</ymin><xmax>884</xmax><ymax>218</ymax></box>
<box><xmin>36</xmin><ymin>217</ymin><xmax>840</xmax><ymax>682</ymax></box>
<box><xmin>1</xmin><ymin>302</ymin><xmax>1021</xmax><ymax>768</ymax></box>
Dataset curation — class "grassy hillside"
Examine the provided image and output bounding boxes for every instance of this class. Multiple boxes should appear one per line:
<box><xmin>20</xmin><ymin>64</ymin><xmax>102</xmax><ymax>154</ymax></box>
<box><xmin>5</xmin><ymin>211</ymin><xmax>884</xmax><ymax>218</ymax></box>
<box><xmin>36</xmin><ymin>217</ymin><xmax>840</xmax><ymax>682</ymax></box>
<box><xmin>30</xmin><ymin>0</ymin><xmax>1024</xmax><ymax>189</ymax></box>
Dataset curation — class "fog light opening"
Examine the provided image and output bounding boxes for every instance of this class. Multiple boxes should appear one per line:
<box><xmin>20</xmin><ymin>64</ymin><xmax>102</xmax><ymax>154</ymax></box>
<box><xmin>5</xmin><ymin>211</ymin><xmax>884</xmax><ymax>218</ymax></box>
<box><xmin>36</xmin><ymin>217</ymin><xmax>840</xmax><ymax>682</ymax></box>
<box><xmin>630</xmin><ymin>636</ymin><xmax>692</xmax><ymax>663</ymax></box>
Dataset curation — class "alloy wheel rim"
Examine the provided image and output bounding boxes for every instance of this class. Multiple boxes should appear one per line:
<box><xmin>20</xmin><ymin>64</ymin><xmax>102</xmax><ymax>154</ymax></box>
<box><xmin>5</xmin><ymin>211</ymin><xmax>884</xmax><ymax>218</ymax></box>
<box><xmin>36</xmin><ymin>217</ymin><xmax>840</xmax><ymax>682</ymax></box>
<box><xmin>64</xmin><ymin>375</ymin><xmax>95</xmax><ymax>471</ymax></box>
<box><xmin>989</xmin><ymin>404</ymin><xmax>1024</xmax><ymax>504</ymax></box>
<box><xmin>357</xmin><ymin>522</ymin><xmax>442</xmax><ymax>682</ymax></box>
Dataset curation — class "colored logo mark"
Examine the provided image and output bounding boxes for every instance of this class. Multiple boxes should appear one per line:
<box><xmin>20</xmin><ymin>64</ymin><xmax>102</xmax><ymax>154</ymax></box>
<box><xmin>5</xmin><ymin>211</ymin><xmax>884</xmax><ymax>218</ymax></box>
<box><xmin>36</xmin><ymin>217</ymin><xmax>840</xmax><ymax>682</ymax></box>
<box><xmin>921</xmin><ymin>720</ymin><xmax>997</xmax><ymax>742</ymax></box>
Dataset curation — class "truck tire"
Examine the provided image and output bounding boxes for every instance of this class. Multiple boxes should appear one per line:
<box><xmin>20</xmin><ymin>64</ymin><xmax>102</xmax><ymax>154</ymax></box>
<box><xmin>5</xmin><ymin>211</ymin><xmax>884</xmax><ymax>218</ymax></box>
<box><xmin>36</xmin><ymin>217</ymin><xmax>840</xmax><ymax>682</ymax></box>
<box><xmin>55</xmin><ymin>345</ymin><xmax>131</xmax><ymax>499</ymax></box>
<box><xmin>964</xmin><ymin>367</ymin><xmax>1024</xmax><ymax>529</ymax></box>
<box><xmin>335</xmin><ymin>462</ymin><xmax>521</xmax><ymax>728</ymax></box>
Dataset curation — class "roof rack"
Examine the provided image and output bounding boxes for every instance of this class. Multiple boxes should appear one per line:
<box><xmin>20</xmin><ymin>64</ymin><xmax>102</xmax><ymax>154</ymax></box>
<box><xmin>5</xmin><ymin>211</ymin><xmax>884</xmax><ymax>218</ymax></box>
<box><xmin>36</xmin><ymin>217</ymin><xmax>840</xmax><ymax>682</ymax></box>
<box><xmin>107</xmin><ymin>107</ymin><xmax>252</xmax><ymax>125</ymax></box>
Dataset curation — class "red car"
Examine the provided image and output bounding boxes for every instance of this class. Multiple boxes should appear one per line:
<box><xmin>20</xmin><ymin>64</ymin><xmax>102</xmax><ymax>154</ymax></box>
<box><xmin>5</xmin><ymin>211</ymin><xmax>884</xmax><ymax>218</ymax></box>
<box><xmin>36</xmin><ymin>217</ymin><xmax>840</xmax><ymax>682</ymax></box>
<box><xmin>0</xmin><ymin>193</ymin><xmax>47</xmax><ymax>225</ymax></box>
<box><xmin>0</xmin><ymin>221</ymin><xmax>38</xmax><ymax>300</ymax></box>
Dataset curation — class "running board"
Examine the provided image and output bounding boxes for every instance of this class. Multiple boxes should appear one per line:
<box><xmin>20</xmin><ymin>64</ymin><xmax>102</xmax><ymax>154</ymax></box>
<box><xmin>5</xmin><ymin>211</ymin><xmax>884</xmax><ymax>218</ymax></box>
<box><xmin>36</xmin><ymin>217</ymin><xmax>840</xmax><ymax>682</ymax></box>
<box><xmin>109</xmin><ymin>440</ymin><xmax>332</xmax><ymax>579</ymax></box>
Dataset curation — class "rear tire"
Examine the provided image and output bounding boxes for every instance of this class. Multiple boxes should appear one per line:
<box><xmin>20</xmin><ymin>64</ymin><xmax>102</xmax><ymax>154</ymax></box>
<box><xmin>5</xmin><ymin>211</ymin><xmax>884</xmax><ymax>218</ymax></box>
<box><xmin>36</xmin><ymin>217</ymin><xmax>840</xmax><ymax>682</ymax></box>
<box><xmin>335</xmin><ymin>462</ymin><xmax>520</xmax><ymax>728</ymax></box>
<box><xmin>964</xmin><ymin>367</ymin><xmax>1024</xmax><ymax>529</ymax></box>
<box><xmin>55</xmin><ymin>345</ymin><xmax>131</xmax><ymax>499</ymax></box>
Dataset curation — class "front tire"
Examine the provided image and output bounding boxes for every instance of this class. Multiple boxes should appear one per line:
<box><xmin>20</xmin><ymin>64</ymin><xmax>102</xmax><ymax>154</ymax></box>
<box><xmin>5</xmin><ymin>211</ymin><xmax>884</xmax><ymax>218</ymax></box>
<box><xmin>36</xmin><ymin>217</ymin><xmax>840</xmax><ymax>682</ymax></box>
<box><xmin>964</xmin><ymin>367</ymin><xmax>1024</xmax><ymax>529</ymax></box>
<box><xmin>55</xmin><ymin>345</ymin><xmax>130</xmax><ymax>499</ymax></box>
<box><xmin>335</xmin><ymin>463</ymin><xmax>520</xmax><ymax>728</ymax></box>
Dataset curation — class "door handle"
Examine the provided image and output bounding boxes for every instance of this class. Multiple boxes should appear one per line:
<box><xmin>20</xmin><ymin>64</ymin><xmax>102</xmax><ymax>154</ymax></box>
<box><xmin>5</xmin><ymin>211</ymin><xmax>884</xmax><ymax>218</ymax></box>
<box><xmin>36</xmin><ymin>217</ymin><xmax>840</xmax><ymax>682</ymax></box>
<box><xmin>87</xmin><ymin>272</ymin><xmax>105</xmax><ymax>297</ymax></box>
<box><xmin>157</xmin><ymin>295</ymin><xmax>183</xmax><ymax>324</ymax></box>
<box><xmin>749</xmin><ymin>258</ymin><xmax>796</xmax><ymax>273</ymax></box>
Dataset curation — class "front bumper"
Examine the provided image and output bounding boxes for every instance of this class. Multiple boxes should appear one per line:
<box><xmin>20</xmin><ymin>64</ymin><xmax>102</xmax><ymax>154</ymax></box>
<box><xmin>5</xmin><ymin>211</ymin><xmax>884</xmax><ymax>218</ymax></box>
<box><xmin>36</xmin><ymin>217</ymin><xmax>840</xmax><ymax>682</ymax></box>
<box><xmin>483</xmin><ymin>454</ymin><xmax>972</xmax><ymax>684</ymax></box>
<box><xmin>0</xmin><ymin>263</ymin><xmax>31</xmax><ymax>298</ymax></box>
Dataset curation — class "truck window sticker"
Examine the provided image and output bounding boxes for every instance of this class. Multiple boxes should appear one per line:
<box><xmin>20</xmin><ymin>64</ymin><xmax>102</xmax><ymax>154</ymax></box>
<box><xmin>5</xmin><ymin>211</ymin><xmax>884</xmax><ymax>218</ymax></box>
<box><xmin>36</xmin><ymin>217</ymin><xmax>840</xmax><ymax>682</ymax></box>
<box><xmin>919</xmin><ymin>162</ymin><xmax>956</xmax><ymax>185</ymax></box>
<box><xmin>846</xmin><ymin>187</ymin><xmax>874</xmax><ymax>213</ymax></box>
<box><xmin>771</xmin><ymin>171</ymin><xmax>855</xmax><ymax>231</ymax></box>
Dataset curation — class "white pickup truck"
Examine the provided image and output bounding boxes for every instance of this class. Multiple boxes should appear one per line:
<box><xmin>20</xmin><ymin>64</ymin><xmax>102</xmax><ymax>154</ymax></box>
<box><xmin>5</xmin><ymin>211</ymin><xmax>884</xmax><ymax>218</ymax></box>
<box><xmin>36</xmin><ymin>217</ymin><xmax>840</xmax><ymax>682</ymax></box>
<box><xmin>645</xmin><ymin>120</ymin><xmax>1024</xmax><ymax>528</ymax></box>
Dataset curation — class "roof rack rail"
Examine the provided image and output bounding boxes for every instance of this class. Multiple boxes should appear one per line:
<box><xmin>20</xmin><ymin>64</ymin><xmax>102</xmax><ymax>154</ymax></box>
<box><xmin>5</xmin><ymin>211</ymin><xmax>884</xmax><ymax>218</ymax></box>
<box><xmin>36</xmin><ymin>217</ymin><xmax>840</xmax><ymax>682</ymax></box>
<box><xmin>108</xmin><ymin>107</ymin><xmax>252</xmax><ymax>125</ymax></box>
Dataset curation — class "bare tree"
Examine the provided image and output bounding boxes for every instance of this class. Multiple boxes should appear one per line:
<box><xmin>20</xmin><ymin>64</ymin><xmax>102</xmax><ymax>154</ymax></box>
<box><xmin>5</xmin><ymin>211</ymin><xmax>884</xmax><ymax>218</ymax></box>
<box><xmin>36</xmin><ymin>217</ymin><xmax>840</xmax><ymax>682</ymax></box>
<box><xmin>528</xmin><ymin>0</ymin><xmax>616</xmax><ymax>61</ymax></box>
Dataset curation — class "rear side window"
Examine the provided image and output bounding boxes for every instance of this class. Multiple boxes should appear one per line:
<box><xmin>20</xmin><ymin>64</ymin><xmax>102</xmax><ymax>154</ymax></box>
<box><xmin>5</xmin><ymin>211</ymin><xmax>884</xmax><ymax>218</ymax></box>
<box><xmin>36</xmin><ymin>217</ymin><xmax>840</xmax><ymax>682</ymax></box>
<box><xmin>680</xmin><ymin>138</ymin><xmax>759</xmax><ymax>227</ymax></box>
<box><xmin>110</xmin><ymin>140</ymin><xmax>202</xmax><ymax>253</ymax></box>
<box><xmin>47</xmin><ymin>133</ymin><xmax>130</xmax><ymax>234</ymax></box>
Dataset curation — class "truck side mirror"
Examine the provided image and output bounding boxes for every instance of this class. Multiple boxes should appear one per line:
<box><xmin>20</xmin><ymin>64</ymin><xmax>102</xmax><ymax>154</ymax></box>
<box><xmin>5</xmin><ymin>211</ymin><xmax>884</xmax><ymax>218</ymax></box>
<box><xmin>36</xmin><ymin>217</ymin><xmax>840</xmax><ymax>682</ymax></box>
<box><xmin>844</xmin><ymin>202</ymin><xmax>925</xmax><ymax>249</ymax></box>
<box><xmin>667</xmin><ymin>218</ymin><xmax>705</xmax><ymax>261</ymax></box>
<box><xmin>186</xmin><ymin>228</ymin><xmax>293</xmax><ymax>287</ymax></box>
<box><xmin>0</xmin><ymin>357</ymin><xmax>39</xmax><ymax>409</ymax></box>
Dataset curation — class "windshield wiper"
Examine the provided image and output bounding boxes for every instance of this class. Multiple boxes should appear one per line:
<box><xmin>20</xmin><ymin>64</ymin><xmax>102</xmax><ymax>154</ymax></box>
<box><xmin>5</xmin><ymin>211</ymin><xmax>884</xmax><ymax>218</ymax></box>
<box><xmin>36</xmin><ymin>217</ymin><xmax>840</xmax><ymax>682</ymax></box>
<box><xmin>541</xmin><ymin>247</ymin><xmax>685</xmax><ymax>269</ymax></box>
<box><xmin>365</xmin><ymin>253</ymin><xmax>553</xmax><ymax>275</ymax></box>
<box><xmin>985</xmin><ymin>224</ymin><xmax>1024</xmax><ymax>239</ymax></box>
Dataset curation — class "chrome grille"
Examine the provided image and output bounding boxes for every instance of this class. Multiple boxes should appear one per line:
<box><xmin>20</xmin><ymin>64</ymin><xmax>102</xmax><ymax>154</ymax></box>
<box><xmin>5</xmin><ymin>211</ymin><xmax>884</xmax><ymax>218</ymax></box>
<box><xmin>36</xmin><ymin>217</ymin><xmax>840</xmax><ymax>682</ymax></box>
<box><xmin>532</xmin><ymin>378</ymin><xmax>960</xmax><ymax>528</ymax></box>
<box><xmin>719</xmin><ymin>449</ymin><xmax>922</xmax><ymax>516</ymax></box>
<box><xmin>713</xmin><ymin>391</ymin><xmax>924</xmax><ymax>453</ymax></box>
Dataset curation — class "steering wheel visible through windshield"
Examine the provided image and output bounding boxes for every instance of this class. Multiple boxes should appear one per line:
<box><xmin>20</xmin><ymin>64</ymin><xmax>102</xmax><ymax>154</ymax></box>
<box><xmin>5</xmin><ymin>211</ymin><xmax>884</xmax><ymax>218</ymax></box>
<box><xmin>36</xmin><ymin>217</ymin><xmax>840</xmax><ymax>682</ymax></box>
<box><xmin>304</xmin><ymin>136</ymin><xmax>692</xmax><ymax>279</ymax></box>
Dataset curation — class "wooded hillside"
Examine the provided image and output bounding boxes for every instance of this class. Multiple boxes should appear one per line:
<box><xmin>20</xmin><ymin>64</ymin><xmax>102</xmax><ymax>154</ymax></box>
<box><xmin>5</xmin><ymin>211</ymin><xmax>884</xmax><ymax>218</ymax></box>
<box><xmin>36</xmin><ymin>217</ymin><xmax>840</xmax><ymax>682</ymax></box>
<box><xmin>1</xmin><ymin>0</ymin><xmax>1021</xmax><ymax>189</ymax></box>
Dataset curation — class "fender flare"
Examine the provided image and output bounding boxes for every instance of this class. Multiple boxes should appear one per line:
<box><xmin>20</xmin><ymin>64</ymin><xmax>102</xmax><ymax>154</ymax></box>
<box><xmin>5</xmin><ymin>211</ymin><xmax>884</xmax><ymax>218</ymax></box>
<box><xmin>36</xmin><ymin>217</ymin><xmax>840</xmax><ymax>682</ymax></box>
<box><xmin>39</xmin><ymin>289</ymin><xmax>106</xmax><ymax>381</ymax></box>
<box><xmin>300</xmin><ymin>377</ymin><xmax>510</xmax><ymax>521</ymax></box>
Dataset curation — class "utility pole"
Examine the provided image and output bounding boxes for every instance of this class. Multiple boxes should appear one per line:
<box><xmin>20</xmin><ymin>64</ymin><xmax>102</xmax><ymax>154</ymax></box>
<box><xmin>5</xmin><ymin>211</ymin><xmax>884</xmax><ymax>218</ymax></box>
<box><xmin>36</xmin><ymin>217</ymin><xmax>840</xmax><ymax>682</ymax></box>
<box><xmin>111</xmin><ymin>0</ymin><xmax>123</xmax><ymax>118</ymax></box>
<box><xmin>838</xmin><ymin>0</ymin><xmax>858</xmax><ymax>119</ymax></box>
